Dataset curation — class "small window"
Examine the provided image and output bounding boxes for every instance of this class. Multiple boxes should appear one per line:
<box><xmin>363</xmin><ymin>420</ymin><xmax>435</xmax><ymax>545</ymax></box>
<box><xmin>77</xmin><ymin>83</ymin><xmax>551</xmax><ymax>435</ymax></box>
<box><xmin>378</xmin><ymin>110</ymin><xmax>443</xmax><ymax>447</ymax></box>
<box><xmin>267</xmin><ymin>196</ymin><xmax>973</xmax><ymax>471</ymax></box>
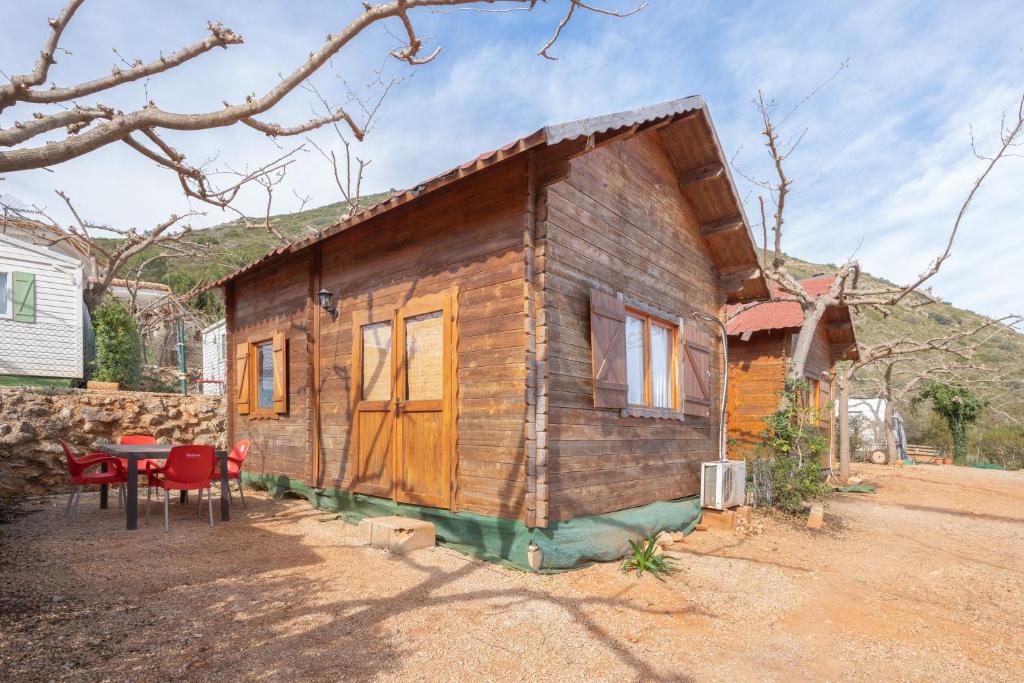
<box><xmin>236</xmin><ymin>332</ymin><xmax>286</xmax><ymax>416</ymax></box>
<box><xmin>255</xmin><ymin>341</ymin><xmax>275</xmax><ymax>412</ymax></box>
<box><xmin>625</xmin><ymin>308</ymin><xmax>679</xmax><ymax>410</ymax></box>
<box><xmin>0</xmin><ymin>272</ymin><xmax>9</xmax><ymax>319</ymax></box>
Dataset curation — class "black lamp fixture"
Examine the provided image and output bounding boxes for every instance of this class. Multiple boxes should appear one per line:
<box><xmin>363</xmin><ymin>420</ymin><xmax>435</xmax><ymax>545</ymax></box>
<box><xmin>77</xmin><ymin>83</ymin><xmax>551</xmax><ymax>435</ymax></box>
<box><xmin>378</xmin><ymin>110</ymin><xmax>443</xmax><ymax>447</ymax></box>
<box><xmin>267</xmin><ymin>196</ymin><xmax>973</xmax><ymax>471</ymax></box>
<box><xmin>317</xmin><ymin>288</ymin><xmax>338</xmax><ymax>320</ymax></box>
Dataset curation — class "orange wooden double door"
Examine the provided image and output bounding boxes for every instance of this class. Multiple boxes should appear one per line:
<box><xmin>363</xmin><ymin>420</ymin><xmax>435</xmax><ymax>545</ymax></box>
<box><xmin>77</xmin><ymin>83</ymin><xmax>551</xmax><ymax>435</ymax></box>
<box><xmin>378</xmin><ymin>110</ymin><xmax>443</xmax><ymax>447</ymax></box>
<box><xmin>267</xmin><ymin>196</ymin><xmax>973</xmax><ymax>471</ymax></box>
<box><xmin>349</xmin><ymin>291</ymin><xmax>456</xmax><ymax>509</ymax></box>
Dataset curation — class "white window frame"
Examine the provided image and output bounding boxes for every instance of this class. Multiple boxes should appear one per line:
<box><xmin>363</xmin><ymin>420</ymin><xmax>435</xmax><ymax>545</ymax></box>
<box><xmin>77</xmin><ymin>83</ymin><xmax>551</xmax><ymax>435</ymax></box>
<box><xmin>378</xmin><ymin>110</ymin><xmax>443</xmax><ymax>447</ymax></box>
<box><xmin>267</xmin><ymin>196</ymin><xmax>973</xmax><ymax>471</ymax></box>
<box><xmin>0</xmin><ymin>270</ymin><xmax>12</xmax><ymax>320</ymax></box>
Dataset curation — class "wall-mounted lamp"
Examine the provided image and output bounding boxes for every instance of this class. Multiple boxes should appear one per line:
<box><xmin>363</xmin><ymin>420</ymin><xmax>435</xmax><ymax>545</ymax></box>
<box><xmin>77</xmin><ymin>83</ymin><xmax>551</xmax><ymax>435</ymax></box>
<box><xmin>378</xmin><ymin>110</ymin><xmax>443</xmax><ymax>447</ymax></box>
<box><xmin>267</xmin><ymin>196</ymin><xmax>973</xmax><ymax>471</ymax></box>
<box><xmin>317</xmin><ymin>288</ymin><xmax>338</xmax><ymax>320</ymax></box>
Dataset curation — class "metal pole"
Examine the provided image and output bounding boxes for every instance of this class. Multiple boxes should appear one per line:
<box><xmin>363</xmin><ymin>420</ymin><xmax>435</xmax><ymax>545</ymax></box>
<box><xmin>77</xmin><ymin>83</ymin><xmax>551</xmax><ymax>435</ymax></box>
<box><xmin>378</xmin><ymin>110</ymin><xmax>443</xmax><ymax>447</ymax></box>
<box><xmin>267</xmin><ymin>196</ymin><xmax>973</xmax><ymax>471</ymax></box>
<box><xmin>177</xmin><ymin>318</ymin><xmax>188</xmax><ymax>396</ymax></box>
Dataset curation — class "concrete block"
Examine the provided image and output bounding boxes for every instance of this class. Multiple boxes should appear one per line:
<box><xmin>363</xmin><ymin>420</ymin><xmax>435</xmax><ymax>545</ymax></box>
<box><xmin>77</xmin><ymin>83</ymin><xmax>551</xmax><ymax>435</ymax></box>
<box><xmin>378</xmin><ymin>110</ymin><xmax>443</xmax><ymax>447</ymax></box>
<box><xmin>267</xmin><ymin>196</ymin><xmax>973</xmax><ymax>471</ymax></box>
<box><xmin>357</xmin><ymin>516</ymin><xmax>436</xmax><ymax>554</ymax></box>
<box><xmin>699</xmin><ymin>508</ymin><xmax>736</xmax><ymax>531</ymax></box>
<box><xmin>807</xmin><ymin>504</ymin><xmax>824</xmax><ymax>529</ymax></box>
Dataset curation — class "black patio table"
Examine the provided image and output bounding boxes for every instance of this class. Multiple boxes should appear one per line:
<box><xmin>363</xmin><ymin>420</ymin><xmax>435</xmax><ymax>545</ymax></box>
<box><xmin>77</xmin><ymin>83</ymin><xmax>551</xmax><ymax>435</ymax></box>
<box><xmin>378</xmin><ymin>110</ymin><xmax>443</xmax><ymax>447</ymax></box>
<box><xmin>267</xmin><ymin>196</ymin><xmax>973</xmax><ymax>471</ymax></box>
<box><xmin>99</xmin><ymin>444</ymin><xmax>230</xmax><ymax>530</ymax></box>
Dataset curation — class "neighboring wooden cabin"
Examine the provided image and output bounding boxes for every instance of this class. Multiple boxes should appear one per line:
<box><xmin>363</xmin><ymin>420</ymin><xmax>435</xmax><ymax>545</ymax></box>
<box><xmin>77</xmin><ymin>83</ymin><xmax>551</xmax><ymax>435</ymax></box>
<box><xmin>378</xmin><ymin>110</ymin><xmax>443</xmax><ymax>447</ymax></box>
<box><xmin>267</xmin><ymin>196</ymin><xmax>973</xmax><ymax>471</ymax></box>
<box><xmin>725</xmin><ymin>275</ymin><xmax>858</xmax><ymax>457</ymax></box>
<box><xmin>207</xmin><ymin>97</ymin><xmax>768</xmax><ymax>550</ymax></box>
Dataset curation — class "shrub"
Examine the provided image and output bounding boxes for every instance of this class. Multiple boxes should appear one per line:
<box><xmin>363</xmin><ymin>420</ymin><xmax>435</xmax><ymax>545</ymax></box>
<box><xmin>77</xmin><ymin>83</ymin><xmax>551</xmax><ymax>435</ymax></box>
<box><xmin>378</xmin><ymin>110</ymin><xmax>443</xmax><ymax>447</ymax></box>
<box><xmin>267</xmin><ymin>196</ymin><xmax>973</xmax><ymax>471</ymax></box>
<box><xmin>915</xmin><ymin>382</ymin><xmax>986</xmax><ymax>464</ymax></box>
<box><xmin>91</xmin><ymin>297</ymin><xmax>142</xmax><ymax>390</ymax></box>
<box><xmin>750</xmin><ymin>379</ymin><xmax>831</xmax><ymax>514</ymax></box>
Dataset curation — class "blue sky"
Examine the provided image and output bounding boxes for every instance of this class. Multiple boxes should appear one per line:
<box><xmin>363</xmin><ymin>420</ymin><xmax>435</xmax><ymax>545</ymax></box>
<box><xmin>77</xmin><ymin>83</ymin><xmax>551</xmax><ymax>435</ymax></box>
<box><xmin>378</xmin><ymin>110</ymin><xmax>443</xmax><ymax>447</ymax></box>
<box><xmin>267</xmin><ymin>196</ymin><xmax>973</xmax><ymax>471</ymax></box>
<box><xmin>2</xmin><ymin>1</ymin><xmax>1022</xmax><ymax>318</ymax></box>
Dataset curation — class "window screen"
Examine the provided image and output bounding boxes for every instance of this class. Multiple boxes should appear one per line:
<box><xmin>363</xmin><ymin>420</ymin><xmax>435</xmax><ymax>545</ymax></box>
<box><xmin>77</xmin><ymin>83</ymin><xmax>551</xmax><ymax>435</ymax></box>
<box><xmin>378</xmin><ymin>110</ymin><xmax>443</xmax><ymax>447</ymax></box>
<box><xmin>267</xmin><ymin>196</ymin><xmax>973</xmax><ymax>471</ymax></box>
<box><xmin>361</xmin><ymin>321</ymin><xmax>393</xmax><ymax>401</ymax></box>
<box><xmin>405</xmin><ymin>311</ymin><xmax>443</xmax><ymax>400</ymax></box>
<box><xmin>256</xmin><ymin>341</ymin><xmax>274</xmax><ymax>410</ymax></box>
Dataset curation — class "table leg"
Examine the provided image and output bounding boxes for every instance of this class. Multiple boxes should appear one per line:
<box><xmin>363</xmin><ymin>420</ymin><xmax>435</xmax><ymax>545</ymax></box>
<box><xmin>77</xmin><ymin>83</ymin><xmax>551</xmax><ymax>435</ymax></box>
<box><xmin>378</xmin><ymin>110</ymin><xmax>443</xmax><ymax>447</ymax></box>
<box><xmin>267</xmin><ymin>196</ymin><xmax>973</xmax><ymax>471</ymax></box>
<box><xmin>100</xmin><ymin>461</ymin><xmax>109</xmax><ymax>510</ymax></box>
<box><xmin>126</xmin><ymin>457</ymin><xmax>138</xmax><ymax>530</ymax></box>
<box><xmin>179</xmin><ymin>491</ymin><xmax>188</xmax><ymax>505</ymax></box>
<box><xmin>219</xmin><ymin>452</ymin><xmax>230</xmax><ymax>522</ymax></box>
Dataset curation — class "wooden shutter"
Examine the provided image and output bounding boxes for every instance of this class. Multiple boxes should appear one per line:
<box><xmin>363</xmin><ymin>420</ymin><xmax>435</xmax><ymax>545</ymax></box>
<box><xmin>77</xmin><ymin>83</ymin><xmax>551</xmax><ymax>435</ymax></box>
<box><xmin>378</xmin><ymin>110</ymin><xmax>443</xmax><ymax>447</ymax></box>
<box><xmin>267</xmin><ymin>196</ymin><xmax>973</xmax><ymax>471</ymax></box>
<box><xmin>12</xmin><ymin>272</ymin><xmax>35</xmax><ymax>323</ymax></box>
<box><xmin>235</xmin><ymin>342</ymin><xmax>250</xmax><ymax>415</ymax></box>
<box><xmin>683</xmin><ymin>323</ymin><xmax>712</xmax><ymax>417</ymax></box>
<box><xmin>272</xmin><ymin>331</ymin><xmax>288</xmax><ymax>414</ymax></box>
<box><xmin>589</xmin><ymin>289</ymin><xmax>628</xmax><ymax>409</ymax></box>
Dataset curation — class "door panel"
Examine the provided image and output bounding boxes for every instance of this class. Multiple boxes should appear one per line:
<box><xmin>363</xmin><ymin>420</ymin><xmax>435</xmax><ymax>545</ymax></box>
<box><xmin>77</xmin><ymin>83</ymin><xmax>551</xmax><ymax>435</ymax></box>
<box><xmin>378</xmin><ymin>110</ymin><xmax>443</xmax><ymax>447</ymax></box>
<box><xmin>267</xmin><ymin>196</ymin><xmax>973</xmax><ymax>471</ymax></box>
<box><xmin>351</xmin><ymin>312</ymin><xmax>395</xmax><ymax>497</ymax></box>
<box><xmin>349</xmin><ymin>291</ymin><xmax>454</xmax><ymax>509</ymax></box>
<box><xmin>398</xmin><ymin>410</ymin><xmax>446</xmax><ymax>506</ymax></box>
<box><xmin>395</xmin><ymin>297</ymin><xmax>452</xmax><ymax>508</ymax></box>
<box><xmin>353</xmin><ymin>409</ymin><xmax>392</xmax><ymax>496</ymax></box>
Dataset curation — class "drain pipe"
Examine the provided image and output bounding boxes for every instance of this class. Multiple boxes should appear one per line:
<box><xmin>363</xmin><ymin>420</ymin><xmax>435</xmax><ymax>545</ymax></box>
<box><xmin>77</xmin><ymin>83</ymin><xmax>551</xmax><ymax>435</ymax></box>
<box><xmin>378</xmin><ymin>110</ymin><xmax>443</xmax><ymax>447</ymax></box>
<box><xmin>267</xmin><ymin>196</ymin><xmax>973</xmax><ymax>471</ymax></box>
<box><xmin>691</xmin><ymin>312</ymin><xmax>728</xmax><ymax>462</ymax></box>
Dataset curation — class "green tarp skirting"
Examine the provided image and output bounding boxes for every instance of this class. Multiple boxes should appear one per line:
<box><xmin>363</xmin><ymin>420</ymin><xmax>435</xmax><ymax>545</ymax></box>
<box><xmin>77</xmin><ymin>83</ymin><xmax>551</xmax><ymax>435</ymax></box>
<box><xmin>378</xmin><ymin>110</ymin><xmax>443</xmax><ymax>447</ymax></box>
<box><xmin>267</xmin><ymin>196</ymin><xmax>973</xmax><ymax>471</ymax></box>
<box><xmin>832</xmin><ymin>484</ymin><xmax>877</xmax><ymax>494</ymax></box>
<box><xmin>242</xmin><ymin>472</ymin><xmax>701</xmax><ymax>572</ymax></box>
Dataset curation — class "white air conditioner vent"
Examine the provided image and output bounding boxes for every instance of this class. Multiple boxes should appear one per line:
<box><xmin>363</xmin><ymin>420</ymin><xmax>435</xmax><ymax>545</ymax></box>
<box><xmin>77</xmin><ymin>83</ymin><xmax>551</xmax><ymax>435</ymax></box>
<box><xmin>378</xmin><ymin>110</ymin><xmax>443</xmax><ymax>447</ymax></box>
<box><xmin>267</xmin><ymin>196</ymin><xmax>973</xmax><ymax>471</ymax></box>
<box><xmin>701</xmin><ymin>460</ymin><xmax>746</xmax><ymax>510</ymax></box>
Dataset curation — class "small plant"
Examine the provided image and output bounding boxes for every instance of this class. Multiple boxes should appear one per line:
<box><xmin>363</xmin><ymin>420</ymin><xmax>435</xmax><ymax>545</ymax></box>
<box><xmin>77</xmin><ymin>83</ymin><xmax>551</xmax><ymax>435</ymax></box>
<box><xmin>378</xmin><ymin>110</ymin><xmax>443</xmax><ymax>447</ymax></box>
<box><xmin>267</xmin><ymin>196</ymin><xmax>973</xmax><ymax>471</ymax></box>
<box><xmin>750</xmin><ymin>379</ymin><xmax>831</xmax><ymax>514</ymax></box>
<box><xmin>621</xmin><ymin>537</ymin><xmax>676</xmax><ymax>580</ymax></box>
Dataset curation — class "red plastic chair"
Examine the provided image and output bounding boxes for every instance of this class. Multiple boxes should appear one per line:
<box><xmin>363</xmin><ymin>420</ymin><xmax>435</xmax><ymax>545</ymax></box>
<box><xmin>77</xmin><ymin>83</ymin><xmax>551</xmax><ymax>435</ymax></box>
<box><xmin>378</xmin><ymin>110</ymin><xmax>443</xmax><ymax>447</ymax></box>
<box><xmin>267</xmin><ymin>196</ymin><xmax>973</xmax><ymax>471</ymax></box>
<box><xmin>117</xmin><ymin>434</ymin><xmax>158</xmax><ymax>475</ymax></box>
<box><xmin>213</xmin><ymin>440</ymin><xmax>251</xmax><ymax>509</ymax></box>
<box><xmin>60</xmin><ymin>441</ymin><xmax>126</xmax><ymax>522</ymax></box>
<box><xmin>146</xmin><ymin>445</ymin><xmax>216</xmax><ymax>532</ymax></box>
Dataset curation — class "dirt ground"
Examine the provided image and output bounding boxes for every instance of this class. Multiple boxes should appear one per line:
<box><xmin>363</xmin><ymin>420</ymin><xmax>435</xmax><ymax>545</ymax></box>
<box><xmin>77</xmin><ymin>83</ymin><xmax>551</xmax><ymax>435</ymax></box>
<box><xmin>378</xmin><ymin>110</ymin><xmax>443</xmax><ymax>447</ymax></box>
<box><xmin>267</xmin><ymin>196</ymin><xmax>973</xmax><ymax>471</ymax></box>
<box><xmin>1</xmin><ymin>462</ymin><xmax>1021</xmax><ymax>682</ymax></box>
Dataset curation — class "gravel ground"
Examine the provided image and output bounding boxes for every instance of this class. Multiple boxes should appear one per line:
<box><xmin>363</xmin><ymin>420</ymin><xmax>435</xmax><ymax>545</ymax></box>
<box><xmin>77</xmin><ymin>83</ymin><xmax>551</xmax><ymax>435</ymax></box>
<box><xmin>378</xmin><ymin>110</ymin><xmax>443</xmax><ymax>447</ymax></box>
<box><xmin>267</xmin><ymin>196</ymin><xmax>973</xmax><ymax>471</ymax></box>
<box><xmin>1</xmin><ymin>462</ymin><xmax>1021</xmax><ymax>682</ymax></box>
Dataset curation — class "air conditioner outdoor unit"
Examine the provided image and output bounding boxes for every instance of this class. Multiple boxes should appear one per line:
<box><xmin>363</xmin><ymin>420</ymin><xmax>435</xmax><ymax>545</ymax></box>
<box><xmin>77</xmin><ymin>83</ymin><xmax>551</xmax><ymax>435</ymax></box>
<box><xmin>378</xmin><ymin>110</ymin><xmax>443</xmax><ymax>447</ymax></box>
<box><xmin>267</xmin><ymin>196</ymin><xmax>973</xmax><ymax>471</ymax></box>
<box><xmin>701</xmin><ymin>460</ymin><xmax>746</xmax><ymax>510</ymax></box>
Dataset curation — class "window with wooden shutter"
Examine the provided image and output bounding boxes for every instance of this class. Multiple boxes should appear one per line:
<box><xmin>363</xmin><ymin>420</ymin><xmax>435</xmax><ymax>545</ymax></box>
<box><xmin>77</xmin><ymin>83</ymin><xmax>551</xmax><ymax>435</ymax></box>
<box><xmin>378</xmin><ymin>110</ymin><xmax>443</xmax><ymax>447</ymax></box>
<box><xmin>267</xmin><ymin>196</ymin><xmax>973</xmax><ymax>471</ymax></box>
<box><xmin>12</xmin><ymin>272</ymin><xmax>35</xmax><ymax>323</ymax></box>
<box><xmin>235</xmin><ymin>342</ymin><xmax>251</xmax><ymax>415</ymax></box>
<box><xmin>683</xmin><ymin>323</ymin><xmax>712</xmax><ymax>417</ymax></box>
<box><xmin>272</xmin><ymin>331</ymin><xmax>287</xmax><ymax>414</ymax></box>
<box><xmin>589</xmin><ymin>289</ymin><xmax>628</xmax><ymax>409</ymax></box>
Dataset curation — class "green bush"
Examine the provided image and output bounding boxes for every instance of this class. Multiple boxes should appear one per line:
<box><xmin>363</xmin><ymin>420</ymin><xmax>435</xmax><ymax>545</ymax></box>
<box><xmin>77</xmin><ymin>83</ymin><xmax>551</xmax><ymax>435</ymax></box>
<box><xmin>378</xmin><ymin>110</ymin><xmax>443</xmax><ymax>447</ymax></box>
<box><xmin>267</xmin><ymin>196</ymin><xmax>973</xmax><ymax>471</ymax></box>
<box><xmin>91</xmin><ymin>297</ymin><xmax>142</xmax><ymax>390</ymax></box>
<box><xmin>915</xmin><ymin>382</ymin><xmax>986</xmax><ymax>464</ymax></box>
<box><xmin>750</xmin><ymin>379</ymin><xmax>831</xmax><ymax>514</ymax></box>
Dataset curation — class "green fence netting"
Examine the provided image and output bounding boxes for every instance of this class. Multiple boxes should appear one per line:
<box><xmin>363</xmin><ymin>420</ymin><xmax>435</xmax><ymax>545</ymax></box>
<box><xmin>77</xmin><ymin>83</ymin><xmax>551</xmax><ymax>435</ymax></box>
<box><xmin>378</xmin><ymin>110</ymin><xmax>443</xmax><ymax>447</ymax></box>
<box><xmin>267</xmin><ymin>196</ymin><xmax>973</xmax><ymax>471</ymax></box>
<box><xmin>242</xmin><ymin>472</ymin><xmax>700</xmax><ymax>572</ymax></box>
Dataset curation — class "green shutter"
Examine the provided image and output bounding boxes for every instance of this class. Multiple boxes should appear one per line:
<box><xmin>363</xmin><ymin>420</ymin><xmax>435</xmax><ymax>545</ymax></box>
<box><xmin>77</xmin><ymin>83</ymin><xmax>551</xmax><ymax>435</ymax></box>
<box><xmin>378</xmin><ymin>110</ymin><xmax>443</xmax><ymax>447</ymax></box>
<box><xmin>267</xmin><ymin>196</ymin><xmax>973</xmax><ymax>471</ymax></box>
<box><xmin>12</xmin><ymin>272</ymin><xmax>35</xmax><ymax>323</ymax></box>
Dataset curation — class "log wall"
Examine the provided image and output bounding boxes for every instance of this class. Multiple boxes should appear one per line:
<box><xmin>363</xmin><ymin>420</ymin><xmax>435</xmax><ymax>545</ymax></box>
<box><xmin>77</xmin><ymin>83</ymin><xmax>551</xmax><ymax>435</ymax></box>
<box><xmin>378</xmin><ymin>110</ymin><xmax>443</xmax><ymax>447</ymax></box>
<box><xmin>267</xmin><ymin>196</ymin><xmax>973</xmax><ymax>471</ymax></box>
<box><xmin>538</xmin><ymin>130</ymin><xmax>724</xmax><ymax>522</ymax></box>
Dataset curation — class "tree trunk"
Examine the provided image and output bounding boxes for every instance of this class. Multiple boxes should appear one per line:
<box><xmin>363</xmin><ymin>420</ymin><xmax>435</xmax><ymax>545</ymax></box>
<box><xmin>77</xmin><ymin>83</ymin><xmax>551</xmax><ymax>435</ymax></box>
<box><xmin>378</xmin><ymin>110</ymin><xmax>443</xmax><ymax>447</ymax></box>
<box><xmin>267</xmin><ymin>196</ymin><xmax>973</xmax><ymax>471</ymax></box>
<box><xmin>83</xmin><ymin>281</ymin><xmax>105</xmax><ymax>315</ymax></box>
<box><xmin>838</xmin><ymin>374</ymin><xmax>851</xmax><ymax>482</ymax></box>
<box><xmin>883</xmin><ymin>398</ymin><xmax>899</xmax><ymax>466</ymax></box>
<box><xmin>786</xmin><ymin>297</ymin><xmax>831</xmax><ymax>386</ymax></box>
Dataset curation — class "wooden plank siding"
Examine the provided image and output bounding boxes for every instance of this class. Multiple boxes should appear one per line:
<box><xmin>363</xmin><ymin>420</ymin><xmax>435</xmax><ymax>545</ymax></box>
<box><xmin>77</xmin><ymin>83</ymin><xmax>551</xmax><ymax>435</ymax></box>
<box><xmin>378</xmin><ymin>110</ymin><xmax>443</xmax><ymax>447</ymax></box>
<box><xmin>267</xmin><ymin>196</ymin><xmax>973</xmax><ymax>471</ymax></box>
<box><xmin>726</xmin><ymin>322</ymin><xmax>836</xmax><ymax>458</ymax></box>
<box><xmin>539</xmin><ymin>130</ymin><xmax>723</xmax><ymax>523</ymax></box>
<box><xmin>229</xmin><ymin>250</ymin><xmax>315</xmax><ymax>483</ymax></box>
<box><xmin>726</xmin><ymin>330</ymin><xmax>787</xmax><ymax>457</ymax></box>
<box><xmin>228</xmin><ymin>158</ymin><xmax>533</xmax><ymax>522</ymax></box>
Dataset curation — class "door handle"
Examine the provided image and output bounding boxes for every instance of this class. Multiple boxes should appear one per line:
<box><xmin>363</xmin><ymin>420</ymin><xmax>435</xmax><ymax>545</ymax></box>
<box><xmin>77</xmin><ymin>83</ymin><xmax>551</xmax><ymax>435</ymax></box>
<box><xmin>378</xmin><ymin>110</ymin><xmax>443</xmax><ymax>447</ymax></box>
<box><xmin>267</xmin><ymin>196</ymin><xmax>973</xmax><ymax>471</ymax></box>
<box><xmin>394</xmin><ymin>398</ymin><xmax>403</xmax><ymax>415</ymax></box>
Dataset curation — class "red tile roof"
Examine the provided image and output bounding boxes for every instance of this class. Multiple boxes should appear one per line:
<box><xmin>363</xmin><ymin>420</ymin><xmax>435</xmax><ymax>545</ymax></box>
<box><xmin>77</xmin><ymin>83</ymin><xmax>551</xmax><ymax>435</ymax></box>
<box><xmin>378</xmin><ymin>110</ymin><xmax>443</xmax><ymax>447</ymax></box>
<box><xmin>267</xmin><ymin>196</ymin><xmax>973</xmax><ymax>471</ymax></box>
<box><xmin>726</xmin><ymin>274</ymin><xmax>836</xmax><ymax>335</ymax></box>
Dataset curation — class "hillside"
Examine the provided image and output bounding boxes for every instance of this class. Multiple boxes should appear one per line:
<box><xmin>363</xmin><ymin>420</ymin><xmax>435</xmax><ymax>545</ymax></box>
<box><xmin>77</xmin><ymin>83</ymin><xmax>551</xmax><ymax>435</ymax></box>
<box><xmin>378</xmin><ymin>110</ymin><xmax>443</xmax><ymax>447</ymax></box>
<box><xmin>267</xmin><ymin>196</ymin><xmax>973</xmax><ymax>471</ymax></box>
<box><xmin>138</xmin><ymin>201</ymin><xmax>1023</xmax><ymax>460</ymax></box>
<box><xmin>123</xmin><ymin>192</ymin><xmax>393</xmax><ymax>303</ymax></box>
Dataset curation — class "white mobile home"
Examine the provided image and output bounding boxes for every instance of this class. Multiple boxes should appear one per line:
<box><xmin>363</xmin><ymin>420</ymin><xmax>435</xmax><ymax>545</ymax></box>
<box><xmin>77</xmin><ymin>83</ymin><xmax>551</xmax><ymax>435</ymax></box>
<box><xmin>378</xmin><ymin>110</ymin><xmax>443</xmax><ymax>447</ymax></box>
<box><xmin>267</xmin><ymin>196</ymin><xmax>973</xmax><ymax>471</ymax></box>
<box><xmin>0</xmin><ymin>233</ymin><xmax>84</xmax><ymax>380</ymax></box>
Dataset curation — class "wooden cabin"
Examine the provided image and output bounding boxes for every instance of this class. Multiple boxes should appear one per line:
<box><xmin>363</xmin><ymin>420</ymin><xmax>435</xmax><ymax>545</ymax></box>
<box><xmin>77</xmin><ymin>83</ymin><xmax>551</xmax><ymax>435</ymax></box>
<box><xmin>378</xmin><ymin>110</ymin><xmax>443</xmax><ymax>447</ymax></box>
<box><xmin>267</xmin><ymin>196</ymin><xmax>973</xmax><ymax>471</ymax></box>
<box><xmin>725</xmin><ymin>275</ymin><xmax>858</xmax><ymax>457</ymax></box>
<box><xmin>207</xmin><ymin>97</ymin><xmax>769</xmax><ymax>568</ymax></box>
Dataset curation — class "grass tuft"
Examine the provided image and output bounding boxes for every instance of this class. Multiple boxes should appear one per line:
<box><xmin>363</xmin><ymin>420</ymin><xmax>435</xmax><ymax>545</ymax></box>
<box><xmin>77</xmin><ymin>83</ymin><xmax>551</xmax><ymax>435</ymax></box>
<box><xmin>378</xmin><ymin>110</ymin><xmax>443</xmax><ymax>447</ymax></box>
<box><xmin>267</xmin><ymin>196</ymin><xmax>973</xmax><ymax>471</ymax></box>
<box><xmin>620</xmin><ymin>536</ymin><xmax>676</xmax><ymax>580</ymax></box>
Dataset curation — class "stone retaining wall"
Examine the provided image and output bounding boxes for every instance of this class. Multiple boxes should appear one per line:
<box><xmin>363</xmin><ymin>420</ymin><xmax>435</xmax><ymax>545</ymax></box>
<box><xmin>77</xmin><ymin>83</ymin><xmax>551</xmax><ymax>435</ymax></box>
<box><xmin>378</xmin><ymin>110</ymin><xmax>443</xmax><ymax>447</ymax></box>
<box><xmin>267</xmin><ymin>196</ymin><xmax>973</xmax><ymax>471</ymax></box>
<box><xmin>0</xmin><ymin>387</ymin><xmax>225</xmax><ymax>496</ymax></box>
